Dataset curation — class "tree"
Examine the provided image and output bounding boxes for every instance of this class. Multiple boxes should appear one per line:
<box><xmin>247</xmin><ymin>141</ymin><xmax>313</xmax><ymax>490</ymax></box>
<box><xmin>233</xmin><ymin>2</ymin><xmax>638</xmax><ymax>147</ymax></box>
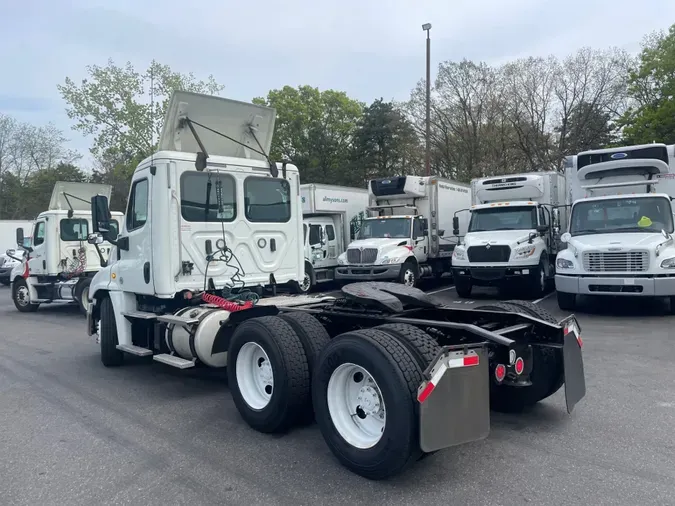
<box><xmin>0</xmin><ymin>113</ymin><xmax>81</xmax><ymax>219</ymax></box>
<box><xmin>349</xmin><ymin>99</ymin><xmax>421</xmax><ymax>186</ymax></box>
<box><xmin>57</xmin><ymin>59</ymin><xmax>225</xmax><ymax>160</ymax></box>
<box><xmin>89</xmin><ymin>148</ymin><xmax>144</xmax><ymax>212</ymax></box>
<box><xmin>253</xmin><ymin>85</ymin><xmax>363</xmax><ymax>184</ymax></box>
<box><xmin>618</xmin><ymin>24</ymin><xmax>675</xmax><ymax>145</ymax></box>
<box><xmin>557</xmin><ymin>101</ymin><xmax>614</xmax><ymax>154</ymax></box>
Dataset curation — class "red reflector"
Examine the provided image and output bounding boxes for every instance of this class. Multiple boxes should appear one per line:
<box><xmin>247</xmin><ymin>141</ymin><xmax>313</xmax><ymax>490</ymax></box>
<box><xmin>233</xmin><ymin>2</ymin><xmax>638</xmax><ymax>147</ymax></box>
<box><xmin>417</xmin><ymin>382</ymin><xmax>435</xmax><ymax>403</ymax></box>
<box><xmin>514</xmin><ymin>357</ymin><xmax>524</xmax><ymax>375</ymax></box>
<box><xmin>495</xmin><ymin>364</ymin><xmax>506</xmax><ymax>382</ymax></box>
<box><xmin>463</xmin><ymin>354</ymin><xmax>479</xmax><ymax>366</ymax></box>
<box><xmin>577</xmin><ymin>335</ymin><xmax>583</xmax><ymax>348</ymax></box>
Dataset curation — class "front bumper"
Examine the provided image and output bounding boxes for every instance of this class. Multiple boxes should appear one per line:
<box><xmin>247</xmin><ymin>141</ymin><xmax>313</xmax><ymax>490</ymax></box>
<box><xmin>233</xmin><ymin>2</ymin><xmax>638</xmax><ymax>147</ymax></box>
<box><xmin>453</xmin><ymin>265</ymin><xmax>539</xmax><ymax>286</ymax></box>
<box><xmin>335</xmin><ymin>264</ymin><xmax>402</xmax><ymax>281</ymax></box>
<box><xmin>555</xmin><ymin>274</ymin><xmax>675</xmax><ymax>296</ymax></box>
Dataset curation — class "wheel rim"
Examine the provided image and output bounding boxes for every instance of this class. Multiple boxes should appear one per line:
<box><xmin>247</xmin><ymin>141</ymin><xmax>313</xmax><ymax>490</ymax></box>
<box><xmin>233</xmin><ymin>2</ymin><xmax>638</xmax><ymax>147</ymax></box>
<box><xmin>402</xmin><ymin>268</ymin><xmax>415</xmax><ymax>287</ymax></box>
<box><xmin>236</xmin><ymin>342</ymin><xmax>274</xmax><ymax>410</ymax></box>
<box><xmin>327</xmin><ymin>363</ymin><xmax>386</xmax><ymax>449</ymax></box>
<box><xmin>81</xmin><ymin>287</ymin><xmax>91</xmax><ymax>311</ymax></box>
<box><xmin>15</xmin><ymin>284</ymin><xmax>29</xmax><ymax>306</ymax></box>
<box><xmin>300</xmin><ymin>273</ymin><xmax>311</xmax><ymax>292</ymax></box>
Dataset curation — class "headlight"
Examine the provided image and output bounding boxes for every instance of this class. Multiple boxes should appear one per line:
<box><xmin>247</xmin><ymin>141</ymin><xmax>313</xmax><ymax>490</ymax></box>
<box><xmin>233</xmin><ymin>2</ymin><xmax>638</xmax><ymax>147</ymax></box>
<box><xmin>556</xmin><ymin>258</ymin><xmax>574</xmax><ymax>269</ymax></box>
<box><xmin>514</xmin><ymin>245</ymin><xmax>536</xmax><ymax>258</ymax></box>
<box><xmin>337</xmin><ymin>255</ymin><xmax>345</xmax><ymax>265</ymax></box>
<box><xmin>660</xmin><ymin>257</ymin><xmax>675</xmax><ymax>269</ymax></box>
<box><xmin>453</xmin><ymin>247</ymin><xmax>466</xmax><ymax>260</ymax></box>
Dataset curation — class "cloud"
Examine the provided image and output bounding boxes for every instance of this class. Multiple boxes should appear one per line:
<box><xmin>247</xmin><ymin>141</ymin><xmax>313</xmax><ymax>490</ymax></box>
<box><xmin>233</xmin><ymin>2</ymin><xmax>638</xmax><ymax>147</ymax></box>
<box><xmin>1</xmin><ymin>0</ymin><xmax>674</xmax><ymax>167</ymax></box>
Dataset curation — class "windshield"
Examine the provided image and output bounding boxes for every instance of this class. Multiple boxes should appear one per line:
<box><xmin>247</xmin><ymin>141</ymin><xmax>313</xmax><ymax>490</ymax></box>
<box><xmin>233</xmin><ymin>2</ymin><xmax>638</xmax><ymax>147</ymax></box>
<box><xmin>570</xmin><ymin>197</ymin><xmax>674</xmax><ymax>236</ymax></box>
<box><xmin>358</xmin><ymin>218</ymin><xmax>411</xmax><ymax>239</ymax></box>
<box><xmin>468</xmin><ymin>207</ymin><xmax>537</xmax><ymax>232</ymax></box>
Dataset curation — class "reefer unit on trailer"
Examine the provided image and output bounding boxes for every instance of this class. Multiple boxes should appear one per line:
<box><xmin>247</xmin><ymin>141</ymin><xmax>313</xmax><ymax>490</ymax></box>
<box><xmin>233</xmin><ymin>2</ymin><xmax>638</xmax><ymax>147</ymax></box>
<box><xmin>335</xmin><ymin>175</ymin><xmax>471</xmax><ymax>286</ymax></box>
<box><xmin>451</xmin><ymin>171</ymin><xmax>567</xmax><ymax>298</ymax></box>
<box><xmin>11</xmin><ymin>182</ymin><xmax>122</xmax><ymax>314</ymax></box>
<box><xmin>296</xmin><ymin>183</ymin><xmax>368</xmax><ymax>293</ymax></box>
<box><xmin>555</xmin><ymin>143</ymin><xmax>675</xmax><ymax>311</ymax></box>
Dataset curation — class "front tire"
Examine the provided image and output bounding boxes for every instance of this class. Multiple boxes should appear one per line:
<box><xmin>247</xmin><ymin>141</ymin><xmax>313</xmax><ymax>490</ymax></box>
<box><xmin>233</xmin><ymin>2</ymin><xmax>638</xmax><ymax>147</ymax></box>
<box><xmin>12</xmin><ymin>277</ymin><xmax>38</xmax><ymax>313</ymax></box>
<box><xmin>312</xmin><ymin>328</ymin><xmax>424</xmax><ymax>480</ymax></box>
<box><xmin>99</xmin><ymin>296</ymin><xmax>124</xmax><ymax>367</ymax></box>
<box><xmin>398</xmin><ymin>261</ymin><xmax>418</xmax><ymax>287</ymax></box>
<box><xmin>557</xmin><ymin>291</ymin><xmax>576</xmax><ymax>311</ymax></box>
<box><xmin>291</xmin><ymin>264</ymin><xmax>313</xmax><ymax>294</ymax></box>
<box><xmin>528</xmin><ymin>259</ymin><xmax>547</xmax><ymax>299</ymax></box>
<box><xmin>227</xmin><ymin>316</ymin><xmax>311</xmax><ymax>433</ymax></box>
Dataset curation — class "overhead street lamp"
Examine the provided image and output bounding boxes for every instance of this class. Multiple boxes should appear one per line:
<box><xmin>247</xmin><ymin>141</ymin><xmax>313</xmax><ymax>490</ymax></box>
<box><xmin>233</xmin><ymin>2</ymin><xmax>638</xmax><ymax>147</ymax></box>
<box><xmin>422</xmin><ymin>23</ymin><xmax>432</xmax><ymax>176</ymax></box>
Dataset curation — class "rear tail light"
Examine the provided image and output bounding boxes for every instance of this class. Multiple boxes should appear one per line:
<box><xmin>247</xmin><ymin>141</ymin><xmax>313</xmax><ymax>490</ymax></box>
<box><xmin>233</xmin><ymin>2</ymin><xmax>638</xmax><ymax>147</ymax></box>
<box><xmin>494</xmin><ymin>364</ymin><xmax>506</xmax><ymax>382</ymax></box>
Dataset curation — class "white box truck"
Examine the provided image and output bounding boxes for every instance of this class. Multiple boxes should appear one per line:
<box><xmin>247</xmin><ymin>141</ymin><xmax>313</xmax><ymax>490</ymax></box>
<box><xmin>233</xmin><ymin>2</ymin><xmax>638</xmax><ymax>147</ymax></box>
<box><xmin>0</xmin><ymin>219</ymin><xmax>33</xmax><ymax>285</ymax></box>
<box><xmin>10</xmin><ymin>182</ymin><xmax>123</xmax><ymax>314</ymax></box>
<box><xmin>555</xmin><ymin>143</ymin><xmax>675</xmax><ymax>311</ymax></box>
<box><xmin>451</xmin><ymin>171</ymin><xmax>567</xmax><ymax>298</ymax></box>
<box><xmin>83</xmin><ymin>90</ymin><xmax>586</xmax><ymax>481</ymax></box>
<box><xmin>334</xmin><ymin>175</ymin><xmax>470</xmax><ymax>287</ymax></box>
<box><xmin>294</xmin><ymin>183</ymin><xmax>368</xmax><ymax>293</ymax></box>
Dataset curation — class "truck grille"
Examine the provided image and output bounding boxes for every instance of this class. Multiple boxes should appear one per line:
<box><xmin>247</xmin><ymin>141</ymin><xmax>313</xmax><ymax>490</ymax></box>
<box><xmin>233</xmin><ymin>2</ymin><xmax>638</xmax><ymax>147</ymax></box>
<box><xmin>347</xmin><ymin>248</ymin><xmax>378</xmax><ymax>264</ymax></box>
<box><xmin>582</xmin><ymin>251</ymin><xmax>649</xmax><ymax>272</ymax></box>
<box><xmin>467</xmin><ymin>245</ymin><xmax>511</xmax><ymax>263</ymax></box>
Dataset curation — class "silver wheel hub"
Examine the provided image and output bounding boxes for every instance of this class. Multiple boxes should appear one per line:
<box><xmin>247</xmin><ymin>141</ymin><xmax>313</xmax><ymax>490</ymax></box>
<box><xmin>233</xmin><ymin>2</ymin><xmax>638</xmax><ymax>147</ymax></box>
<box><xmin>236</xmin><ymin>342</ymin><xmax>275</xmax><ymax>410</ymax></box>
<box><xmin>16</xmin><ymin>286</ymin><xmax>29</xmax><ymax>306</ymax></box>
<box><xmin>403</xmin><ymin>269</ymin><xmax>415</xmax><ymax>286</ymax></box>
<box><xmin>301</xmin><ymin>273</ymin><xmax>311</xmax><ymax>291</ymax></box>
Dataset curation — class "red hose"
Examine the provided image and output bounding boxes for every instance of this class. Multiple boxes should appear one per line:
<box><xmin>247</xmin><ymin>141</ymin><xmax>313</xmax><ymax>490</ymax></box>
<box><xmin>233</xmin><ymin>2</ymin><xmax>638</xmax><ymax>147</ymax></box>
<box><xmin>202</xmin><ymin>292</ymin><xmax>253</xmax><ymax>312</ymax></box>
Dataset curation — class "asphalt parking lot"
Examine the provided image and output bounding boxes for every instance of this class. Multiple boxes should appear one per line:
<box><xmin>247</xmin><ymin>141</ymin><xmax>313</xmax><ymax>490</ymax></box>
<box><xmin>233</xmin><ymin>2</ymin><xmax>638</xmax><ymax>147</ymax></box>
<box><xmin>1</xmin><ymin>282</ymin><xmax>674</xmax><ymax>506</ymax></box>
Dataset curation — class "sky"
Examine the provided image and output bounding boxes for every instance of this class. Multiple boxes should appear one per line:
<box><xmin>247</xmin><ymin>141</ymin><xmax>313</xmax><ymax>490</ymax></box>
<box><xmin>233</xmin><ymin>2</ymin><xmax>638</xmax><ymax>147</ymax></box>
<box><xmin>1</xmin><ymin>0</ymin><xmax>674</xmax><ymax>169</ymax></box>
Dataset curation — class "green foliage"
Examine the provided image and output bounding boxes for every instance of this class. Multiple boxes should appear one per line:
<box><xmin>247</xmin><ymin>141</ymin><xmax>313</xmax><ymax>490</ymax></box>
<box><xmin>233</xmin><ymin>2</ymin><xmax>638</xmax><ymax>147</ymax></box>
<box><xmin>57</xmin><ymin>59</ymin><xmax>224</xmax><ymax>160</ymax></box>
<box><xmin>618</xmin><ymin>24</ymin><xmax>675</xmax><ymax>144</ymax></box>
<box><xmin>556</xmin><ymin>101</ymin><xmax>615</xmax><ymax>153</ymax></box>
<box><xmin>253</xmin><ymin>85</ymin><xmax>364</xmax><ymax>184</ymax></box>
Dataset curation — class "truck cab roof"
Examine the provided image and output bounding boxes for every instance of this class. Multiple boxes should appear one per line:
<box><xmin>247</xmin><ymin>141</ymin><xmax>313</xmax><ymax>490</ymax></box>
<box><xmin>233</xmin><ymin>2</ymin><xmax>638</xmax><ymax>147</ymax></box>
<box><xmin>573</xmin><ymin>192</ymin><xmax>672</xmax><ymax>203</ymax></box>
<box><xmin>471</xmin><ymin>201</ymin><xmax>539</xmax><ymax>210</ymax></box>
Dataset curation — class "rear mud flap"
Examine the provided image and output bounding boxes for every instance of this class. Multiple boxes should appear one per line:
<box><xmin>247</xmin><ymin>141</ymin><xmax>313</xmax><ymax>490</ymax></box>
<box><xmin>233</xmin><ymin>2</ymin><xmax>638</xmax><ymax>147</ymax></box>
<box><xmin>560</xmin><ymin>316</ymin><xmax>586</xmax><ymax>414</ymax></box>
<box><xmin>417</xmin><ymin>346</ymin><xmax>490</xmax><ymax>453</ymax></box>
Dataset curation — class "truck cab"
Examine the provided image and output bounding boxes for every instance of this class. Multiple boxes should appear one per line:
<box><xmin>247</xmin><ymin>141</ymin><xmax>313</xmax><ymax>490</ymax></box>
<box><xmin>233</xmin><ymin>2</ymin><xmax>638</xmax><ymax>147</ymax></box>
<box><xmin>555</xmin><ymin>143</ymin><xmax>675</xmax><ymax>311</ymax></box>
<box><xmin>451</xmin><ymin>172</ymin><xmax>566</xmax><ymax>298</ymax></box>
<box><xmin>86</xmin><ymin>91</ymin><xmax>304</xmax><ymax>356</ymax></box>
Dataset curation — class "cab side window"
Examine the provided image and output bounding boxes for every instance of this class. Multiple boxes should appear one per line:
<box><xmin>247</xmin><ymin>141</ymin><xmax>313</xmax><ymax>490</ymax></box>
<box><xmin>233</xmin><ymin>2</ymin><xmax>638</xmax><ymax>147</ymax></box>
<box><xmin>33</xmin><ymin>222</ymin><xmax>46</xmax><ymax>246</ymax></box>
<box><xmin>413</xmin><ymin>218</ymin><xmax>424</xmax><ymax>238</ymax></box>
<box><xmin>127</xmin><ymin>179</ymin><xmax>149</xmax><ymax>231</ymax></box>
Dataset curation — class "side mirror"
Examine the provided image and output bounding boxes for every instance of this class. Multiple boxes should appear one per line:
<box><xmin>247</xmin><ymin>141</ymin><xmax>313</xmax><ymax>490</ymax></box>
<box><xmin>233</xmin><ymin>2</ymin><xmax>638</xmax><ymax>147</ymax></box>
<box><xmin>87</xmin><ymin>233</ymin><xmax>104</xmax><ymax>245</ymax></box>
<box><xmin>536</xmin><ymin>225</ymin><xmax>549</xmax><ymax>234</ymax></box>
<box><xmin>561</xmin><ymin>232</ymin><xmax>571</xmax><ymax>243</ymax></box>
<box><xmin>16</xmin><ymin>227</ymin><xmax>24</xmax><ymax>247</ymax></box>
<box><xmin>91</xmin><ymin>195</ymin><xmax>112</xmax><ymax>234</ymax></box>
<box><xmin>452</xmin><ymin>216</ymin><xmax>459</xmax><ymax>236</ymax></box>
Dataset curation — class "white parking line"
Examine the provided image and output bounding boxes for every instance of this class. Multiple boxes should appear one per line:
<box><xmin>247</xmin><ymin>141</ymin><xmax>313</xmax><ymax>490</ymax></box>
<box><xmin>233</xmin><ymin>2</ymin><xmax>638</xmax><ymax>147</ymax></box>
<box><xmin>533</xmin><ymin>292</ymin><xmax>555</xmax><ymax>304</ymax></box>
<box><xmin>426</xmin><ymin>286</ymin><xmax>457</xmax><ymax>295</ymax></box>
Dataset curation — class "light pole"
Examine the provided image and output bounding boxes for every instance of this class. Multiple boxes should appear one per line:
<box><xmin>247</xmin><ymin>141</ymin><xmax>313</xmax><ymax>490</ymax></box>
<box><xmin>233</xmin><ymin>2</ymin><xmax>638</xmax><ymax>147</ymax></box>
<box><xmin>422</xmin><ymin>23</ymin><xmax>432</xmax><ymax>176</ymax></box>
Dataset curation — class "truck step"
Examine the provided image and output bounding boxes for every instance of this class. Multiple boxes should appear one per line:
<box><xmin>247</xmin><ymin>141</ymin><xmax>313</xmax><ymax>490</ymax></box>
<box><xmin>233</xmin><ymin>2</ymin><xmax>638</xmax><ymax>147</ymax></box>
<box><xmin>153</xmin><ymin>353</ymin><xmax>195</xmax><ymax>369</ymax></box>
<box><xmin>156</xmin><ymin>314</ymin><xmax>200</xmax><ymax>326</ymax></box>
<box><xmin>122</xmin><ymin>310</ymin><xmax>158</xmax><ymax>320</ymax></box>
<box><xmin>116</xmin><ymin>344</ymin><xmax>153</xmax><ymax>357</ymax></box>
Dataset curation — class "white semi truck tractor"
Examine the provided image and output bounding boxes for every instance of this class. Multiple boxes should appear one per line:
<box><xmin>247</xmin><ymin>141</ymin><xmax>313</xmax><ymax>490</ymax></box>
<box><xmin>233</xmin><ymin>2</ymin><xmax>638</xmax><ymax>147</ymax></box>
<box><xmin>451</xmin><ymin>171</ymin><xmax>567</xmax><ymax>298</ymax></box>
<box><xmin>10</xmin><ymin>182</ymin><xmax>122</xmax><ymax>314</ymax></box>
<box><xmin>555</xmin><ymin>143</ymin><xmax>675</xmax><ymax>311</ymax></box>
<box><xmin>84</xmin><ymin>90</ymin><xmax>587</xmax><ymax>480</ymax></box>
<box><xmin>334</xmin><ymin>175</ymin><xmax>470</xmax><ymax>287</ymax></box>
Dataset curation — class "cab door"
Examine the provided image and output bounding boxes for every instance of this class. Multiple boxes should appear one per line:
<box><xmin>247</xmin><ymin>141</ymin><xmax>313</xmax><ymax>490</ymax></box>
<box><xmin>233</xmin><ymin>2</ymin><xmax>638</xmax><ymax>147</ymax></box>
<box><xmin>114</xmin><ymin>170</ymin><xmax>154</xmax><ymax>295</ymax></box>
<box><xmin>27</xmin><ymin>220</ymin><xmax>46</xmax><ymax>275</ymax></box>
<box><xmin>412</xmin><ymin>217</ymin><xmax>428</xmax><ymax>261</ymax></box>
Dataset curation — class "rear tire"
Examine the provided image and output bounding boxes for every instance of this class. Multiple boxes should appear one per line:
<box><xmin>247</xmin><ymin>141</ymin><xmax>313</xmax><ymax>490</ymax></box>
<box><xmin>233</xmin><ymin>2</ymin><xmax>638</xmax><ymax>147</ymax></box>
<box><xmin>228</xmin><ymin>316</ymin><xmax>311</xmax><ymax>433</ymax></box>
<box><xmin>100</xmin><ymin>296</ymin><xmax>124</xmax><ymax>367</ymax></box>
<box><xmin>374</xmin><ymin>323</ymin><xmax>441</xmax><ymax>369</ymax></box>
<box><xmin>12</xmin><ymin>277</ymin><xmax>38</xmax><ymax>313</ymax></box>
<box><xmin>557</xmin><ymin>291</ymin><xmax>576</xmax><ymax>311</ymax></box>
<box><xmin>75</xmin><ymin>277</ymin><xmax>92</xmax><ymax>315</ymax></box>
<box><xmin>312</xmin><ymin>328</ymin><xmax>424</xmax><ymax>480</ymax></box>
